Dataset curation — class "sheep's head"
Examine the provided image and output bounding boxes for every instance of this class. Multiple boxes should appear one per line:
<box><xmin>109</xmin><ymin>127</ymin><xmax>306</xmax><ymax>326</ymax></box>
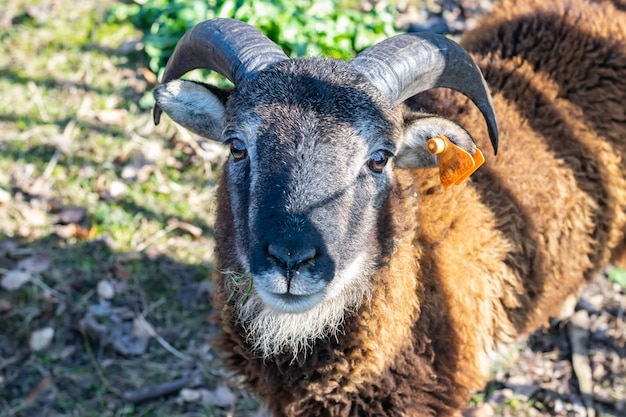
<box><xmin>153</xmin><ymin>19</ymin><xmax>498</xmax><ymax>356</ymax></box>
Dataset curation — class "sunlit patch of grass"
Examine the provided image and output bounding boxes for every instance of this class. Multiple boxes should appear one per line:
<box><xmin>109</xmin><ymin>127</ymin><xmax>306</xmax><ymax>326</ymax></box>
<box><xmin>0</xmin><ymin>1</ymin><xmax>239</xmax><ymax>415</ymax></box>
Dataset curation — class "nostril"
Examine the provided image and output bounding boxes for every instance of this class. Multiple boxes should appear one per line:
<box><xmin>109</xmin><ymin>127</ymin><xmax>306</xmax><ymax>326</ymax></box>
<box><xmin>267</xmin><ymin>243</ymin><xmax>317</xmax><ymax>270</ymax></box>
<box><xmin>292</xmin><ymin>247</ymin><xmax>316</xmax><ymax>268</ymax></box>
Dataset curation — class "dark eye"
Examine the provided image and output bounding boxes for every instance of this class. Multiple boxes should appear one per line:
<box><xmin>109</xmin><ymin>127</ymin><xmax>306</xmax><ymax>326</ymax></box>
<box><xmin>367</xmin><ymin>150</ymin><xmax>390</xmax><ymax>173</ymax></box>
<box><xmin>230</xmin><ymin>139</ymin><xmax>248</xmax><ymax>161</ymax></box>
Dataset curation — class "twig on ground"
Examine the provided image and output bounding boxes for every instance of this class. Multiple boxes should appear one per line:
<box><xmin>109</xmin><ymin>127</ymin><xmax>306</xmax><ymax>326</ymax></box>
<box><xmin>122</xmin><ymin>373</ymin><xmax>200</xmax><ymax>403</ymax></box>
<box><xmin>567</xmin><ymin>309</ymin><xmax>595</xmax><ymax>417</ymax></box>
<box><xmin>133</xmin><ymin>219</ymin><xmax>203</xmax><ymax>253</ymax></box>
<box><xmin>5</xmin><ymin>362</ymin><xmax>53</xmax><ymax>416</ymax></box>
<box><xmin>135</xmin><ymin>314</ymin><xmax>192</xmax><ymax>362</ymax></box>
<box><xmin>41</xmin><ymin>118</ymin><xmax>77</xmax><ymax>180</ymax></box>
<box><xmin>27</xmin><ymin>81</ymin><xmax>50</xmax><ymax>122</ymax></box>
<box><xmin>134</xmin><ymin>221</ymin><xmax>179</xmax><ymax>253</ymax></box>
<box><xmin>0</xmin><ymin>353</ymin><xmax>21</xmax><ymax>371</ymax></box>
<box><xmin>81</xmin><ymin>331</ymin><xmax>123</xmax><ymax>397</ymax></box>
<box><xmin>30</xmin><ymin>276</ymin><xmax>65</xmax><ymax>300</ymax></box>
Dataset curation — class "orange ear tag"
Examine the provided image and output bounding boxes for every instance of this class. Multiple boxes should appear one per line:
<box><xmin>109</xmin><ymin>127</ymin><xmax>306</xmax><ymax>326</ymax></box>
<box><xmin>426</xmin><ymin>136</ymin><xmax>485</xmax><ymax>188</ymax></box>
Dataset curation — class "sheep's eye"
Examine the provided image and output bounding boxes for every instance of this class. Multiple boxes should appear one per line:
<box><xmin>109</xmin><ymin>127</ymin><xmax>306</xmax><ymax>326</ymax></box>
<box><xmin>367</xmin><ymin>150</ymin><xmax>390</xmax><ymax>173</ymax></box>
<box><xmin>230</xmin><ymin>139</ymin><xmax>248</xmax><ymax>161</ymax></box>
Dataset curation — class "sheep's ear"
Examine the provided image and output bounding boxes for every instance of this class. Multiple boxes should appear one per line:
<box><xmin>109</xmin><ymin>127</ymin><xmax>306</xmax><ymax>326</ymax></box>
<box><xmin>394</xmin><ymin>115</ymin><xmax>476</xmax><ymax>169</ymax></box>
<box><xmin>153</xmin><ymin>79</ymin><xmax>230</xmax><ymax>141</ymax></box>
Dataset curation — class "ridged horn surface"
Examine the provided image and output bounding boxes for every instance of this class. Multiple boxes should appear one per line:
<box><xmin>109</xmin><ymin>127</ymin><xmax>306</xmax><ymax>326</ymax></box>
<box><xmin>350</xmin><ymin>33</ymin><xmax>499</xmax><ymax>154</ymax></box>
<box><xmin>153</xmin><ymin>18</ymin><xmax>288</xmax><ymax>124</ymax></box>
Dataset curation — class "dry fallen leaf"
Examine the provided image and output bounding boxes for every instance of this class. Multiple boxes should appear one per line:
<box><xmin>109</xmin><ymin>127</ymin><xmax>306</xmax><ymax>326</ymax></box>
<box><xmin>179</xmin><ymin>388</ymin><xmax>202</xmax><ymax>403</ymax></box>
<box><xmin>77</xmin><ymin>315</ymin><xmax>108</xmax><ymax>341</ymax></box>
<box><xmin>30</xmin><ymin>326</ymin><xmax>55</xmax><ymax>351</ymax></box>
<box><xmin>171</xmin><ymin>219</ymin><xmax>203</xmax><ymax>239</ymax></box>
<box><xmin>121</xmin><ymin>161</ymin><xmax>153</xmax><ymax>183</ymax></box>
<box><xmin>56</xmin><ymin>205</ymin><xmax>87</xmax><ymax>225</ymax></box>
<box><xmin>54</xmin><ymin>223</ymin><xmax>92</xmax><ymax>239</ymax></box>
<box><xmin>1</xmin><ymin>270</ymin><xmax>32</xmax><ymax>291</ymax></box>
<box><xmin>24</xmin><ymin>375</ymin><xmax>53</xmax><ymax>403</ymax></box>
<box><xmin>108</xmin><ymin>180</ymin><xmax>128</xmax><ymax>200</ymax></box>
<box><xmin>463</xmin><ymin>403</ymin><xmax>495</xmax><ymax>417</ymax></box>
<box><xmin>200</xmin><ymin>385</ymin><xmax>236</xmax><ymax>408</ymax></box>
<box><xmin>112</xmin><ymin>262</ymin><xmax>132</xmax><ymax>280</ymax></box>
<box><xmin>17</xmin><ymin>253</ymin><xmax>52</xmax><ymax>273</ymax></box>
<box><xmin>0</xmin><ymin>188</ymin><xmax>10</xmax><ymax>205</ymax></box>
<box><xmin>96</xmin><ymin>279</ymin><xmax>115</xmax><ymax>300</ymax></box>
<box><xmin>106</xmin><ymin>314</ymin><xmax>154</xmax><ymax>356</ymax></box>
<box><xmin>142</xmin><ymin>140</ymin><xmax>164</xmax><ymax>162</ymax></box>
<box><xmin>0</xmin><ymin>298</ymin><xmax>13</xmax><ymax>314</ymax></box>
<box><xmin>112</xmin><ymin>334</ymin><xmax>149</xmax><ymax>356</ymax></box>
<box><xmin>21</xmin><ymin>206</ymin><xmax>48</xmax><ymax>227</ymax></box>
<box><xmin>95</xmin><ymin>109</ymin><xmax>127</xmax><ymax>126</ymax></box>
<box><xmin>132</xmin><ymin>316</ymin><xmax>156</xmax><ymax>339</ymax></box>
<box><xmin>140</xmin><ymin>67</ymin><xmax>157</xmax><ymax>85</ymax></box>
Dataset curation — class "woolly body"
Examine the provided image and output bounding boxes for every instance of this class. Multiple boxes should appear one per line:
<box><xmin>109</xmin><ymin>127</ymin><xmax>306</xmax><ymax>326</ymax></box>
<box><xmin>173</xmin><ymin>0</ymin><xmax>626</xmax><ymax>415</ymax></box>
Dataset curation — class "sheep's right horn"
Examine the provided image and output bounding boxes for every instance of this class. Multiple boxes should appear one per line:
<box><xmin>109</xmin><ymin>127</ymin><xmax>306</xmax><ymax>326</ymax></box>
<box><xmin>351</xmin><ymin>33</ymin><xmax>499</xmax><ymax>154</ymax></box>
<box><xmin>153</xmin><ymin>18</ymin><xmax>288</xmax><ymax>125</ymax></box>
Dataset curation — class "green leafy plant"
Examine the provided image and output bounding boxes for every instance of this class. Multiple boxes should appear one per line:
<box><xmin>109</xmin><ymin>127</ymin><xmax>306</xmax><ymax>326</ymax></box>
<box><xmin>110</xmin><ymin>0</ymin><xmax>399</xmax><ymax>80</ymax></box>
<box><xmin>608</xmin><ymin>267</ymin><xmax>626</xmax><ymax>288</ymax></box>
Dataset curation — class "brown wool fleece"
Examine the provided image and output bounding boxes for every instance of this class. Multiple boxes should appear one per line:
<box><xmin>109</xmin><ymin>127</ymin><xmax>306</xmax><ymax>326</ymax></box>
<box><xmin>210</xmin><ymin>0</ymin><xmax>626</xmax><ymax>415</ymax></box>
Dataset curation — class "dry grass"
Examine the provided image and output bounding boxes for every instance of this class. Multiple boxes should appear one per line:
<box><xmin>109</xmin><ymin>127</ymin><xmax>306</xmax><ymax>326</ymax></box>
<box><xmin>0</xmin><ymin>1</ymin><xmax>256</xmax><ymax>415</ymax></box>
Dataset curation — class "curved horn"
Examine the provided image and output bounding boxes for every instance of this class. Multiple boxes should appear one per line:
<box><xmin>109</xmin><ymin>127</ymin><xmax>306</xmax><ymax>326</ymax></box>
<box><xmin>153</xmin><ymin>18</ymin><xmax>288</xmax><ymax>124</ymax></box>
<box><xmin>350</xmin><ymin>33</ymin><xmax>499</xmax><ymax>154</ymax></box>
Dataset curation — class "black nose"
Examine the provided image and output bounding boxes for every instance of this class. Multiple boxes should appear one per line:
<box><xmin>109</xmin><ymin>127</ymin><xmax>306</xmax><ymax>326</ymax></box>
<box><xmin>267</xmin><ymin>243</ymin><xmax>317</xmax><ymax>271</ymax></box>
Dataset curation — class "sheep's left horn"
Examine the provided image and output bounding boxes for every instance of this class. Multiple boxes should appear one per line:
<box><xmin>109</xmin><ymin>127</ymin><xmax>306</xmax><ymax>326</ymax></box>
<box><xmin>350</xmin><ymin>33</ymin><xmax>499</xmax><ymax>154</ymax></box>
<box><xmin>153</xmin><ymin>18</ymin><xmax>288</xmax><ymax>124</ymax></box>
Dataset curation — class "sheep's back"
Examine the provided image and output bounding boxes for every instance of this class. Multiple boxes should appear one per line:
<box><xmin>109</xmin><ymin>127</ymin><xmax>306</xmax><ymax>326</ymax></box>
<box><xmin>407</xmin><ymin>0</ymin><xmax>626</xmax><ymax>393</ymax></box>
<box><xmin>465</xmin><ymin>0</ymin><xmax>626</xmax><ymax>297</ymax></box>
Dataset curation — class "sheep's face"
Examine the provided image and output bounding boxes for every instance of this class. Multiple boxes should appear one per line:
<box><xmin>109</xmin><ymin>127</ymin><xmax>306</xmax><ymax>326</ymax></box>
<box><xmin>220</xmin><ymin>61</ymin><xmax>398</xmax><ymax>317</ymax></box>
<box><xmin>154</xmin><ymin>59</ymin><xmax>477</xmax><ymax>355</ymax></box>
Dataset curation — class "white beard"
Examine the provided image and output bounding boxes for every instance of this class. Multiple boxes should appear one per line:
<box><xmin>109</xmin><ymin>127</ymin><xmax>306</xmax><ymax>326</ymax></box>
<box><xmin>224</xmin><ymin>254</ymin><xmax>374</xmax><ymax>359</ymax></box>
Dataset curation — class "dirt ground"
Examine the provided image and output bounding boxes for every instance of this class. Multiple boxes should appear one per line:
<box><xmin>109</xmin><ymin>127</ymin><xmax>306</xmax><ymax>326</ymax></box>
<box><xmin>0</xmin><ymin>1</ymin><xmax>625</xmax><ymax>416</ymax></box>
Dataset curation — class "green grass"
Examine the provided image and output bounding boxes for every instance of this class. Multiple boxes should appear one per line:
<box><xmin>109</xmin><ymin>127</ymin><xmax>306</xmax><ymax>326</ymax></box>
<box><xmin>609</xmin><ymin>266</ymin><xmax>626</xmax><ymax>288</ymax></box>
<box><xmin>0</xmin><ymin>0</ymin><xmax>243</xmax><ymax>415</ymax></box>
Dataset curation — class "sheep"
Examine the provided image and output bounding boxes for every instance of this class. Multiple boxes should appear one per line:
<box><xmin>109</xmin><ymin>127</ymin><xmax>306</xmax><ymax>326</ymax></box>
<box><xmin>151</xmin><ymin>0</ymin><xmax>626</xmax><ymax>415</ymax></box>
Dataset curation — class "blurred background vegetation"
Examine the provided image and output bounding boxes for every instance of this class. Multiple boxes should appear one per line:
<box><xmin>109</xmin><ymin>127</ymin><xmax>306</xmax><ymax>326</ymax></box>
<box><xmin>110</xmin><ymin>0</ymin><xmax>400</xmax><ymax>91</ymax></box>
